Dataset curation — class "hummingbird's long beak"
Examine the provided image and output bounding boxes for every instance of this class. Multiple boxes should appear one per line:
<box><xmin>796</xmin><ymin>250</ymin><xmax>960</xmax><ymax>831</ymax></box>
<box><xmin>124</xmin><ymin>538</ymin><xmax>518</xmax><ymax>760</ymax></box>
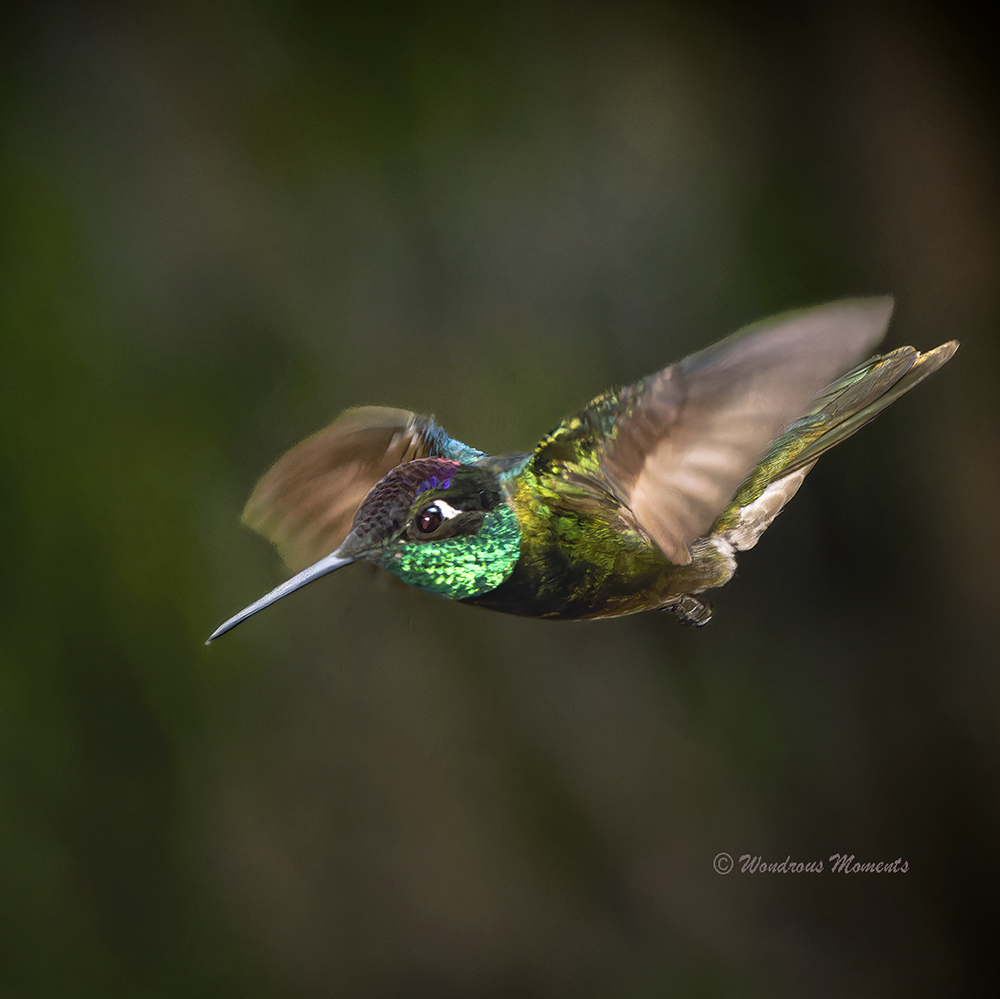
<box><xmin>206</xmin><ymin>552</ymin><xmax>356</xmax><ymax>643</ymax></box>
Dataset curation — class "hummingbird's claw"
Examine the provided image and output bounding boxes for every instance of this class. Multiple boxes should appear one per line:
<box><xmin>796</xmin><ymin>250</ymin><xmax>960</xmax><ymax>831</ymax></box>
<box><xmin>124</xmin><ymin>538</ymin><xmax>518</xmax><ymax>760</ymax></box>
<box><xmin>667</xmin><ymin>595</ymin><xmax>713</xmax><ymax>626</ymax></box>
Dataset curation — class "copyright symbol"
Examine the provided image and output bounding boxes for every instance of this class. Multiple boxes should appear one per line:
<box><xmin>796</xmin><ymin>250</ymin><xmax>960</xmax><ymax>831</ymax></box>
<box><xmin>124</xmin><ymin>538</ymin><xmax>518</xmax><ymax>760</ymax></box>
<box><xmin>713</xmin><ymin>852</ymin><xmax>733</xmax><ymax>875</ymax></box>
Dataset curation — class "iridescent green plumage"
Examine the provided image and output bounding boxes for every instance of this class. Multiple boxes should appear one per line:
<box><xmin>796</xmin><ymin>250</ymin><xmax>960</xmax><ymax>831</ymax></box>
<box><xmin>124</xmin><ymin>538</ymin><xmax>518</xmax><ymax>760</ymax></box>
<box><xmin>207</xmin><ymin>298</ymin><xmax>957</xmax><ymax>642</ymax></box>
<box><xmin>375</xmin><ymin>501</ymin><xmax>521</xmax><ymax>600</ymax></box>
<box><xmin>466</xmin><ymin>463</ymin><xmax>686</xmax><ymax>619</ymax></box>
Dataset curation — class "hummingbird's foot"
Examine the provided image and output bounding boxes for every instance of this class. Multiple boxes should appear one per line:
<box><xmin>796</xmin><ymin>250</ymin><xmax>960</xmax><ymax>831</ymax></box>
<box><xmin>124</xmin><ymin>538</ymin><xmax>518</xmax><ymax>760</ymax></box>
<box><xmin>667</xmin><ymin>594</ymin><xmax>713</xmax><ymax>627</ymax></box>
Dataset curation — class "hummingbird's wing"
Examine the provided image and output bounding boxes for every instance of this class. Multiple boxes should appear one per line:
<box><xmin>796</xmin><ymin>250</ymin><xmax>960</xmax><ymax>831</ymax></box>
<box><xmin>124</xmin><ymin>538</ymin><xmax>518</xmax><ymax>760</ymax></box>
<box><xmin>531</xmin><ymin>298</ymin><xmax>896</xmax><ymax>565</ymax></box>
<box><xmin>242</xmin><ymin>407</ymin><xmax>482</xmax><ymax>571</ymax></box>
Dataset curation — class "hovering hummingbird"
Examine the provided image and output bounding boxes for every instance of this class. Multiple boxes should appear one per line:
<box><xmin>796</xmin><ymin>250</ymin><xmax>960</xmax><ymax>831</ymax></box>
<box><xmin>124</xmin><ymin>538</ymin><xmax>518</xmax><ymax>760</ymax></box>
<box><xmin>208</xmin><ymin>297</ymin><xmax>956</xmax><ymax>642</ymax></box>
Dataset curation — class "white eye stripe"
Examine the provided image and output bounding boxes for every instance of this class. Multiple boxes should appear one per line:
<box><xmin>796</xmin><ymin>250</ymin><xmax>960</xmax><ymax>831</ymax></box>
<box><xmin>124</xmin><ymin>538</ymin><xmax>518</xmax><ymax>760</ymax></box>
<box><xmin>432</xmin><ymin>499</ymin><xmax>463</xmax><ymax>520</ymax></box>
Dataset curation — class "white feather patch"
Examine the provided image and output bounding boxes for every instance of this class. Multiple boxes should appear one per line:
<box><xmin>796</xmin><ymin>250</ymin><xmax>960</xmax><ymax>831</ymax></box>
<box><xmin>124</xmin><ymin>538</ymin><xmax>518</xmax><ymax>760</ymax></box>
<box><xmin>721</xmin><ymin>464</ymin><xmax>814</xmax><ymax>551</ymax></box>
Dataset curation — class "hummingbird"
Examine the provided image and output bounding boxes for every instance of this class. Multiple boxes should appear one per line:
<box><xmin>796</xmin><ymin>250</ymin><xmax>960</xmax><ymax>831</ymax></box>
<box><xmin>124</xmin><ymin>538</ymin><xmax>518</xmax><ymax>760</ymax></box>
<box><xmin>207</xmin><ymin>297</ymin><xmax>956</xmax><ymax>642</ymax></box>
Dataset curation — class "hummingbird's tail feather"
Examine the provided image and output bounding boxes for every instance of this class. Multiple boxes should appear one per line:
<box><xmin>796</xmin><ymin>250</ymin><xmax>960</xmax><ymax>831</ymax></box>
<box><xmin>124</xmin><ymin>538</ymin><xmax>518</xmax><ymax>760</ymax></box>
<box><xmin>782</xmin><ymin>339</ymin><xmax>959</xmax><ymax>471</ymax></box>
<box><xmin>713</xmin><ymin>340</ymin><xmax>958</xmax><ymax>551</ymax></box>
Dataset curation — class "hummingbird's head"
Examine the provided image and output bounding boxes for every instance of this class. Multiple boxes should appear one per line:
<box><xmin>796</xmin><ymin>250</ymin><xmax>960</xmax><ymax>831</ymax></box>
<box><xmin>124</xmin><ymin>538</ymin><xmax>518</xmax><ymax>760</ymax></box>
<box><xmin>337</xmin><ymin>458</ymin><xmax>489</xmax><ymax>557</ymax></box>
<box><xmin>339</xmin><ymin>458</ymin><xmax>520</xmax><ymax>598</ymax></box>
<box><xmin>207</xmin><ymin>457</ymin><xmax>521</xmax><ymax>641</ymax></box>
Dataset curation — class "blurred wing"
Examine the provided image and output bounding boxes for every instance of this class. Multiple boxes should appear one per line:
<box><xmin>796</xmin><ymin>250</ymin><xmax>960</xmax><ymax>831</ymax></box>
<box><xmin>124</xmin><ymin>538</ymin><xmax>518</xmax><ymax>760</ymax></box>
<box><xmin>242</xmin><ymin>406</ymin><xmax>481</xmax><ymax>571</ymax></box>
<box><xmin>531</xmin><ymin>298</ymin><xmax>895</xmax><ymax>564</ymax></box>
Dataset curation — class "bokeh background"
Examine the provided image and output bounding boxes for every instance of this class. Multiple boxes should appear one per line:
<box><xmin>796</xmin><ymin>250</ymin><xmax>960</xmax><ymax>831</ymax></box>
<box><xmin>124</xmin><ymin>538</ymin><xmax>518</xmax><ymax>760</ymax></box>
<box><xmin>3</xmin><ymin>1</ymin><xmax>998</xmax><ymax>996</ymax></box>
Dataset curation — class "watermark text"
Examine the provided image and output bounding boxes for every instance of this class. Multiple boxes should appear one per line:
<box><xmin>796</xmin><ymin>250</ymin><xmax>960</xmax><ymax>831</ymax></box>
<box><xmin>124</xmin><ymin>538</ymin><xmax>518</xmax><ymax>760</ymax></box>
<box><xmin>713</xmin><ymin>852</ymin><xmax>909</xmax><ymax>875</ymax></box>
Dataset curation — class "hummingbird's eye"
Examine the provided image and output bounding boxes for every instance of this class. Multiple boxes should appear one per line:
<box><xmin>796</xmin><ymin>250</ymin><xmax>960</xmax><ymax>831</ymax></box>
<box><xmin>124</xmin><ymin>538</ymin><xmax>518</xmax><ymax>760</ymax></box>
<box><xmin>416</xmin><ymin>504</ymin><xmax>443</xmax><ymax>535</ymax></box>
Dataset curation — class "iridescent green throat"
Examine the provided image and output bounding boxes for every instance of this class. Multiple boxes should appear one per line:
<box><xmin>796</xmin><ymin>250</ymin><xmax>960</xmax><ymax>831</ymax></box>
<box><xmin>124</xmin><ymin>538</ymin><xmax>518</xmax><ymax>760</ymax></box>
<box><xmin>375</xmin><ymin>504</ymin><xmax>522</xmax><ymax>600</ymax></box>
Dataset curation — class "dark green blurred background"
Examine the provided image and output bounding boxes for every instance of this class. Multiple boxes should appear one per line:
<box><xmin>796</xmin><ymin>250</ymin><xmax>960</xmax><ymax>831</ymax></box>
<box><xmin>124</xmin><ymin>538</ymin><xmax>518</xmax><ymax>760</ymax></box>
<box><xmin>3</xmin><ymin>2</ymin><xmax>998</xmax><ymax>996</ymax></box>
